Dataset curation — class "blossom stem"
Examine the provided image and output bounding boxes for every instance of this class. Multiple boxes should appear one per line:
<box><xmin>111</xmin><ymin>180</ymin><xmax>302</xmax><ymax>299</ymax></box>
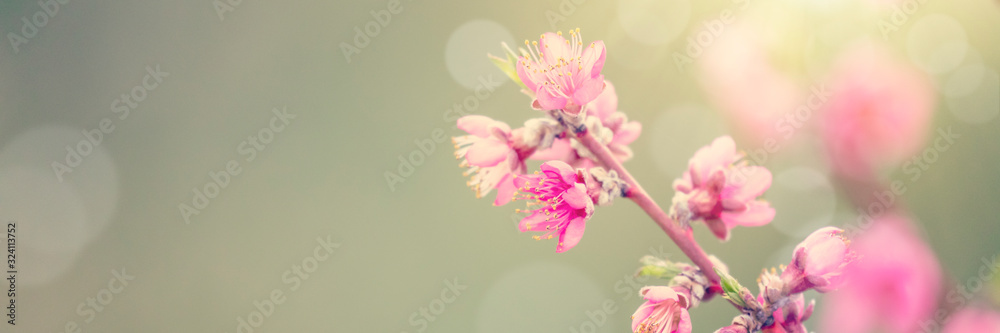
<box><xmin>572</xmin><ymin>128</ymin><xmax>721</xmax><ymax>284</ymax></box>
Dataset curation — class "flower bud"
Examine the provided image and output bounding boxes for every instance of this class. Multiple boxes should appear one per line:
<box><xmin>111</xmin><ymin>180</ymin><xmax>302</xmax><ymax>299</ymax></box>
<box><xmin>783</xmin><ymin>227</ymin><xmax>857</xmax><ymax>293</ymax></box>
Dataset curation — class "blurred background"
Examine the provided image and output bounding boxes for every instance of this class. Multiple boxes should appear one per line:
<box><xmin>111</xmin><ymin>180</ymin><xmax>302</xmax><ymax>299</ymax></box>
<box><xmin>0</xmin><ymin>0</ymin><xmax>997</xmax><ymax>332</ymax></box>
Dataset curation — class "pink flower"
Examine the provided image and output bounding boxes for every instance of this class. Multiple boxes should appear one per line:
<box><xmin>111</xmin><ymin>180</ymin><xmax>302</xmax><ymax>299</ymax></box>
<box><xmin>632</xmin><ymin>286</ymin><xmax>693</xmax><ymax>333</ymax></box>
<box><xmin>453</xmin><ymin>115</ymin><xmax>529</xmax><ymax>206</ymax></box>
<box><xmin>671</xmin><ymin>136</ymin><xmax>775</xmax><ymax>241</ymax></box>
<box><xmin>820</xmin><ymin>44</ymin><xmax>935</xmax><ymax>181</ymax></box>
<box><xmin>782</xmin><ymin>227</ymin><xmax>857</xmax><ymax>294</ymax></box>
<box><xmin>513</xmin><ymin>161</ymin><xmax>594</xmax><ymax>253</ymax></box>
<box><xmin>821</xmin><ymin>216</ymin><xmax>942</xmax><ymax>333</ymax></box>
<box><xmin>942</xmin><ymin>308</ymin><xmax>1000</xmax><ymax>333</ymax></box>
<box><xmin>517</xmin><ymin>29</ymin><xmax>606</xmax><ymax>115</ymax></box>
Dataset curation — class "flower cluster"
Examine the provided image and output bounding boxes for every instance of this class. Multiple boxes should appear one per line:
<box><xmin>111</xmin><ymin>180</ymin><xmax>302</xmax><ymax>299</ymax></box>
<box><xmin>454</xmin><ymin>29</ymin><xmax>637</xmax><ymax>252</ymax></box>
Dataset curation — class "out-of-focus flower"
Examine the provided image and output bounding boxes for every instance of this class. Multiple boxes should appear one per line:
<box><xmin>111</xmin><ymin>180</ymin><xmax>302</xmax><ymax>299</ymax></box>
<box><xmin>454</xmin><ymin>115</ymin><xmax>529</xmax><ymax>206</ymax></box>
<box><xmin>942</xmin><ymin>307</ymin><xmax>1000</xmax><ymax>333</ymax></box>
<box><xmin>516</xmin><ymin>29</ymin><xmax>606</xmax><ymax>115</ymax></box>
<box><xmin>632</xmin><ymin>286</ymin><xmax>693</xmax><ymax>333</ymax></box>
<box><xmin>821</xmin><ymin>215</ymin><xmax>942</xmax><ymax>333</ymax></box>
<box><xmin>698</xmin><ymin>22</ymin><xmax>804</xmax><ymax>146</ymax></box>
<box><xmin>670</xmin><ymin>136</ymin><xmax>775</xmax><ymax>241</ymax></box>
<box><xmin>820</xmin><ymin>44</ymin><xmax>935</xmax><ymax>181</ymax></box>
<box><xmin>783</xmin><ymin>227</ymin><xmax>857</xmax><ymax>294</ymax></box>
<box><xmin>513</xmin><ymin>161</ymin><xmax>594</xmax><ymax>253</ymax></box>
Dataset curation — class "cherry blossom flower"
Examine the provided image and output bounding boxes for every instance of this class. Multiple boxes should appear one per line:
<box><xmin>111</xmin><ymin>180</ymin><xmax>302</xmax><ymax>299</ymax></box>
<box><xmin>632</xmin><ymin>286</ymin><xmax>693</xmax><ymax>333</ymax></box>
<box><xmin>670</xmin><ymin>136</ymin><xmax>775</xmax><ymax>241</ymax></box>
<box><xmin>513</xmin><ymin>161</ymin><xmax>594</xmax><ymax>253</ymax></box>
<box><xmin>453</xmin><ymin>115</ymin><xmax>528</xmax><ymax>206</ymax></box>
<box><xmin>821</xmin><ymin>216</ymin><xmax>942</xmax><ymax>333</ymax></box>
<box><xmin>516</xmin><ymin>29</ymin><xmax>606</xmax><ymax>115</ymax></box>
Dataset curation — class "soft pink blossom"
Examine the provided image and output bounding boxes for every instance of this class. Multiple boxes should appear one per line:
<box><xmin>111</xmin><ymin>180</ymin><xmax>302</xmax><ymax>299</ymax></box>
<box><xmin>517</xmin><ymin>29</ymin><xmax>606</xmax><ymax>115</ymax></box>
<box><xmin>453</xmin><ymin>115</ymin><xmax>529</xmax><ymax>206</ymax></box>
<box><xmin>820</xmin><ymin>44</ymin><xmax>935</xmax><ymax>181</ymax></box>
<box><xmin>942</xmin><ymin>307</ymin><xmax>1000</xmax><ymax>333</ymax></box>
<box><xmin>513</xmin><ymin>161</ymin><xmax>594</xmax><ymax>253</ymax></box>
<box><xmin>783</xmin><ymin>227</ymin><xmax>856</xmax><ymax>294</ymax></box>
<box><xmin>671</xmin><ymin>136</ymin><xmax>775</xmax><ymax>241</ymax></box>
<box><xmin>632</xmin><ymin>286</ymin><xmax>693</xmax><ymax>333</ymax></box>
<box><xmin>821</xmin><ymin>216</ymin><xmax>942</xmax><ymax>333</ymax></box>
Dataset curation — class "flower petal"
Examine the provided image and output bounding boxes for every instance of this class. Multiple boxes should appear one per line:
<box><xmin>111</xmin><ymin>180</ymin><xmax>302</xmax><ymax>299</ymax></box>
<box><xmin>541</xmin><ymin>32</ymin><xmax>571</xmax><ymax>64</ymax></box>
<box><xmin>724</xmin><ymin>166</ymin><xmax>772</xmax><ymax>202</ymax></box>
<box><xmin>530</xmin><ymin>138</ymin><xmax>575</xmax><ymax>161</ymax></box>
<box><xmin>541</xmin><ymin>160</ymin><xmax>577</xmax><ymax>184</ymax></box>
<box><xmin>518</xmin><ymin>211</ymin><xmax>547</xmax><ymax>232</ymax></box>
<box><xmin>572</xmin><ymin>75</ymin><xmax>606</xmax><ymax>107</ymax></box>
<box><xmin>631</xmin><ymin>301</ymin><xmax>657</xmax><ymax>332</ymax></box>
<box><xmin>641</xmin><ymin>286</ymin><xmax>681</xmax><ymax>303</ymax></box>
<box><xmin>704</xmin><ymin>218</ymin><xmax>732</xmax><ymax>241</ymax></box>
<box><xmin>466</xmin><ymin>139</ymin><xmax>511</xmax><ymax>167</ymax></box>
<box><xmin>720</xmin><ymin>201</ymin><xmax>775</xmax><ymax>227</ymax></box>
<box><xmin>555</xmin><ymin>216</ymin><xmax>586</xmax><ymax>253</ymax></box>
<box><xmin>582</xmin><ymin>40</ymin><xmax>606</xmax><ymax>78</ymax></box>
<box><xmin>691</xmin><ymin>136</ymin><xmax>737</xmax><ymax>185</ymax></box>
<box><xmin>676</xmin><ymin>309</ymin><xmax>693</xmax><ymax>333</ymax></box>
<box><xmin>492</xmin><ymin>174</ymin><xmax>515</xmax><ymax>206</ymax></box>
<box><xmin>457</xmin><ymin>115</ymin><xmax>498</xmax><ymax>138</ymax></box>
<box><xmin>563</xmin><ymin>183</ymin><xmax>590</xmax><ymax>209</ymax></box>
<box><xmin>613</xmin><ymin>121</ymin><xmax>642</xmax><ymax>146</ymax></box>
<box><xmin>588</xmin><ymin>80</ymin><xmax>617</xmax><ymax>120</ymax></box>
<box><xmin>535</xmin><ymin>87</ymin><xmax>568</xmax><ymax>110</ymax></box>
<box><xmin>516</xmin><ymin>58</ymin><xmax>540</xmax><ymax>92</ymax></box>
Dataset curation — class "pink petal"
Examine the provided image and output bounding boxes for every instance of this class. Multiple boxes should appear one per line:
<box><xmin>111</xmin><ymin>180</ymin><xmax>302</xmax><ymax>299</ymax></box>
<box><xmin>613</xmin><ymin>121</ymin><xmax>642</xmax><ymax>146</ymax></box>
<box><xmin>572</xmin><ymin>76</ymin><xmax>605</xmax><ymax>107</ymax></box>
<box><xmin>530</xmin><ymin>138</ymin><xmax>574</xmax><ymax>161</ymax></box>
<box><xmin>513</xmin><ymin>174</ymin><xmax>540</xmax><ymax>189</ymax></box>
<box><xmin>555</xmin><ymin>217</ymin><xmax>586</xmax><ymax>253</ymax></box>
<box><xmin>675</xmin><ymin>309</ymin><xmax>693</xmax><ymax>333</ymax></box>
<box><xmin>724</xmin><ymin>166</ymin><xmax>772</xmax><ymax>202</ymax></box>
<box><xmin>518</xmin><ymin>212</ymin><xmax>547</xmax><ymax>232</ymax></box>
<box><xmin>541</xmin><ymin>160</ymin><xmax>576</xmax><ymax>184</ymax></box>
<box><xmin>492</xmin><ymin>174</ymin><xmax>516</xmax><ymax>206</ymax></box>
<box><xmin>641</xmin><ymin>286</ymin><xmax>681</xmax><ymax>303</ymax></box>
<box><xmin>466</xmin><ymin>139</ymin><xmax>511</xmax><ymax>167</ymax></box>
<box><xmin>631</xmin><ymin>302</ymin><xmax>657</xmax><ymax>332</ymax></box>
<box><xmin>582</xmin><ymin>40</ymin><xmax>606</xmax><ymax>78</ymax></box>
<box><xmin>541</xmin><ymin>32</ymin><xmax>571</xmax><ymax>64</ymax></box>
<box><xmin>535</xmin><ymin>87</ymin><xmax>568</xmax><ymax>110</ymax></box>
<box><xmin>691</xmin><ymin>136</ymin><xmax>737</xmax><ymax>185</ymax></box>
<box><xmin>563</xmin><ymin>184</ymin><xmax>590</xmax><ymax>209</ymax></box>
<box><xmin>457</xmin><ymin>115</ymin><xmax>497</xmax><ymax>137</ymax></box>
<box><xmin>516</xmin><ymin>58</ymin><xmax>539</xmax><ymax>92</ymax></box>
<box><xmin>720</xmin><ymin>201</ymin><xmax>775</xmax><ymax>227</ymax></box>
<box><xmin>588</xmin><ymin>80</ymin><xmax>617</xmax><ymax>120</ymax></box>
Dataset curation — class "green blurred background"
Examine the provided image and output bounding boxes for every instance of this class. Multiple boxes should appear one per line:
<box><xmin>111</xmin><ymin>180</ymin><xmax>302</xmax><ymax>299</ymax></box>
<box><xmin>0</xmin><ymin>0</ymin><xmax>997</xmax><ymax>332</ymax></box>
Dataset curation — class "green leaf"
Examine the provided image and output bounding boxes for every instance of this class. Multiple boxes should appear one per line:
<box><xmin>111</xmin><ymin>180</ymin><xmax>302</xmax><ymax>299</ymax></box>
<box><xmin>635</xmin><ymin>256</ymin><xmax>683</xmax><ymax>281</ymax></box>
<box><xmin>488</xmin><ymin>42</ymin><xmax>526</xmax><ymax>90</ymax></box>
<box><xmin>716</xmin><ymin>267</ymin><xmax>748</xmax><ymax>309</ymax></box>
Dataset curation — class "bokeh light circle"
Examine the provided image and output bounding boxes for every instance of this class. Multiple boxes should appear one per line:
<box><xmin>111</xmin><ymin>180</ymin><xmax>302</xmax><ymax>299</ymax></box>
<box><xmin>906</xmin><ymin>14</ymin><xmax>968</xmax><ymax>74</ymax></box>
<box><xmin>617</xmin><ymin>0</ymin><xmax>691</xmax><ymax>46</ymax></box>
<box><xmin>445</xmin><ymin>20</ymin><xmax>516</xmax><ymax>91</ymax></box>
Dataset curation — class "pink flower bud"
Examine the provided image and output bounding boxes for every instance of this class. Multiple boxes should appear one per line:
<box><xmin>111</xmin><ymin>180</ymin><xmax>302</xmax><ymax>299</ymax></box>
<box><xmin>783</xmin><ymin>227</ymin><xmax>856</xmax><ymax>293</ymax></box>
